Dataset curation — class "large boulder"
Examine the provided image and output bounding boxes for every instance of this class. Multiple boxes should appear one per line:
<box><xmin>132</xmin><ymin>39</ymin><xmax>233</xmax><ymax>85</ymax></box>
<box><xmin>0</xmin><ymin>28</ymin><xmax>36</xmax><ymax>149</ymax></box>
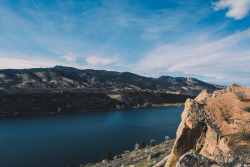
<box><xmin>165</xmin><ymin>85</ymin><xmax>250</xmax><ymax>167</ymax></box>
<box><xmin>176</xmin><ymin>149</ymin><xmax>220</xmax><ymax>167</ymax></box>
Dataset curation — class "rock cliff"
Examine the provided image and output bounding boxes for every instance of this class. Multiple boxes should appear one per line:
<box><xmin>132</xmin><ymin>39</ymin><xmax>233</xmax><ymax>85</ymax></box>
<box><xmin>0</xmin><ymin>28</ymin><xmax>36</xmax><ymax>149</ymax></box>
<box><xmin>165</xmin><ymin>84</ymin><xmax>250</xmax><ymax>167</ymax></box>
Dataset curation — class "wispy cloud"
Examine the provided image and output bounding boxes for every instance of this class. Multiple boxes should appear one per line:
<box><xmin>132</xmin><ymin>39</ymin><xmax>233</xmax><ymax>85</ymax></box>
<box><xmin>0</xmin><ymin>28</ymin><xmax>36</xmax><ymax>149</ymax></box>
<box><xmin>0</xmin><ymin>51</ymin><xmax>82</xmax><ymax>69</ymax></box>
<box><xmin>0</xmin><ymin>56</ymin><xmax>56</xmax><ymax>70</ymax></box>
<box><xmin>54</xmin><ymin>51</ymin><xmax>79</xmax><ymax>62</ymax></box>
<box><xmin>134</xmin><ymin>29</ymin><xmax>250</xmax><ymax>85</ymax></box>
<box><xmin>86</xmin><ymin>56</ymin><xmax>118</xmax><ymax>66</ymax></box>
<box><xmin>213</xmin><ymin>0</ymin><xmax>250</xmax><ymax>19</ymax></box>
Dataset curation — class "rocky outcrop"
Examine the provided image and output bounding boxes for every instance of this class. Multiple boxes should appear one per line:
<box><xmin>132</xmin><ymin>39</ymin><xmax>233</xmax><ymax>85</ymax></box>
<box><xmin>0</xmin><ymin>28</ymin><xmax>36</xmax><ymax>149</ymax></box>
<box><xmin>165</xmin><ymin>84</ymin><xmax>250</xmax><ymax>167</ymax></box>
<box><xmin>175</xmin><ymin>149</ymin><xmax>250</xmax><ymax>167</ymax></box>
<box><xmin>175</xmin><ymin>149</ymin><xmax>220</xmax><ymax>167</ymax></box>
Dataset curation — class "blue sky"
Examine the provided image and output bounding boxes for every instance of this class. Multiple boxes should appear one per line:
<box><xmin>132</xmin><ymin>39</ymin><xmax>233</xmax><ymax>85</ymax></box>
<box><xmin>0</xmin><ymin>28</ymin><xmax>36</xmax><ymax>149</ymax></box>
<box><xmin>0</xmin><ymin>0</ymin><xmax>250</xmax><ymax>86</ymax></box>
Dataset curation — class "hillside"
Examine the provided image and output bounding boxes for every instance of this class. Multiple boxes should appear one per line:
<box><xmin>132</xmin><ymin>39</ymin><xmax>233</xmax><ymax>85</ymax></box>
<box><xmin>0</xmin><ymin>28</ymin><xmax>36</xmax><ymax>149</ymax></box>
<box><xmin>84</xmin><ymin>139</ymin><xmax>175</xmax><ymax>167</ymax></box>
<box><xmin>0</xmin><ymin>66</ymin><xmax>224</xmax><ymax>96</ymax></box>
<box><xmin>0</xmin><ymin>66</ymin><xmax>225</xmax><ymax>117</ymax></box>
<box><xmin>0</xmin><ymin>90</ymin><xmax>193</xmax><ymax>117</ymax></box>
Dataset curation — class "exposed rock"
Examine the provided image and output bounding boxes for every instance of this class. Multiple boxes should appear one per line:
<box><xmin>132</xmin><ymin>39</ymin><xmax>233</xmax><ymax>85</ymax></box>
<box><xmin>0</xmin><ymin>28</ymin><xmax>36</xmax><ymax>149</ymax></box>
<box><xmin>165</xmin><ymin>85</ymin><xmax>250</xmax><ymax>167</ymax></box>
<box><xmin>194</xmin><ymin>89</ymin><xmax>210</xmax><ymax>103</ymax></box>
<box><xmin>176</xmin><ymin>149</ymin><xmax>250</xmax><ymax>167</ymax></box>
<box><xmin>175</xmin><ymin>149</ymin><xmax>220</xmax><ymax>167</ymax></box>
<box><xmin>165</xmin><ymin>136</ymin><xmax>170</xmax><ymax>141</ymax></box>
<box><xmin>153</xmin><ymin>155</ymin><xmax>170</xmax><ymax>167</ymax></box>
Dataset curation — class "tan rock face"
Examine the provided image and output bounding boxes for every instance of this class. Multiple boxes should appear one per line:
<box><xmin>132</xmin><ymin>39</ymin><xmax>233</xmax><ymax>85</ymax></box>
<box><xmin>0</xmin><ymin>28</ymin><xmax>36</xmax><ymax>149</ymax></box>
<box><xmin>165</xmin><ymin>85</ymin><xmax>250</xmax><ymax>167</ymax></box>
<box><xmin>199</xmin><ymin>125</ymin><xmax>218</xmax><ymax>157</ymax></box>
<box><xmin>185</xmin><ymin>116</ymin><xmax>193</xmax><ymax>129</ymax></box>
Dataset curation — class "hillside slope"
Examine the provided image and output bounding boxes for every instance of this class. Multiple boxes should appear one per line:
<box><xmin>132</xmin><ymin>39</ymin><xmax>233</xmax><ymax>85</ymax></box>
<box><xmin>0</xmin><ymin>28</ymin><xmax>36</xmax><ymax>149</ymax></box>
<box><xmin>0</xmin><ymin>66</ymin><xmax>224</xmax><ymax>96</ymax></box>
<box><xmin>0</xmin><ymin>90</ymin><xmax>193</xmax><ymax>117</ymax></box>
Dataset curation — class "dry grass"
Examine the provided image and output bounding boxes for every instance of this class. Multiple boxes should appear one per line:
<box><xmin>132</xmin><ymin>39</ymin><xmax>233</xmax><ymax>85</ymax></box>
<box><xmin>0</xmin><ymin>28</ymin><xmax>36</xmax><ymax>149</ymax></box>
<box><xmin>228</xmin><ymin>128</ymin><xmax>250</xmax><ymax>161</ymax></box>
<box><xmin>106</xmin><ymin>94</ymin><xmax>120</xmax><ymax>99</ymax></box>
<box><xmin>215</xmin><ymin>129</ymin><xmax>250</xmax><ymax>166</ymax></box>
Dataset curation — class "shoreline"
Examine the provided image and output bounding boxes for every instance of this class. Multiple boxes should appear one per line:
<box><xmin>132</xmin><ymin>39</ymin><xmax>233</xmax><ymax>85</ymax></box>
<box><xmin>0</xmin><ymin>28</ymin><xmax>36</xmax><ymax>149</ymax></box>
<box><xmin>0</xmin><ymin>103</ymin><xmax>184</xmax><ymax>118</ymax></box>
<box><xmin>0</xmin><ymin>89</ymin><xmax>191</xmax><ymax>118</ymax></box>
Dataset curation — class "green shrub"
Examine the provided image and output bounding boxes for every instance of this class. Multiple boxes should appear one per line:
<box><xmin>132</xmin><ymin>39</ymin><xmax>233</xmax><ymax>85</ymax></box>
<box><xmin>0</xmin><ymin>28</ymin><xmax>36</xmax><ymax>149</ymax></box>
<box><xmin>139</xmin><ymin>140</ymin><xmax>146</xmax><ymax>149</ymax></box>
<box><xmin>101</xmin><ymin>150</ymin><xmax>113</xmax><ymax>161</ymax></box>
<box><xmin>150</xmin><ymin>139</ymin><xmax>155</xmax><ymax>147</ymax></box>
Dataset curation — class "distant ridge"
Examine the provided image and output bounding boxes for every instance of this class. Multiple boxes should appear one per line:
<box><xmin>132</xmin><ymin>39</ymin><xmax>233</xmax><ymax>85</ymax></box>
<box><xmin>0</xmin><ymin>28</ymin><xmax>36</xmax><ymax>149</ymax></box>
<box><xmin>0</xmin><ymin>66</ymin><xmax>225</xmax><ymax>96</ymax></box>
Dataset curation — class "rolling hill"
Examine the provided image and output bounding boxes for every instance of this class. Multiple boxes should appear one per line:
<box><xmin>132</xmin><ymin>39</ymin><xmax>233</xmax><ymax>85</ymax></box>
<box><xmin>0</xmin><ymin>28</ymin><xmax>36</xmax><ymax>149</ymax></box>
<box><xmin>0</xmin><ymin>66</ymin><xmax>224</xmax><ymax>96</ymax></box>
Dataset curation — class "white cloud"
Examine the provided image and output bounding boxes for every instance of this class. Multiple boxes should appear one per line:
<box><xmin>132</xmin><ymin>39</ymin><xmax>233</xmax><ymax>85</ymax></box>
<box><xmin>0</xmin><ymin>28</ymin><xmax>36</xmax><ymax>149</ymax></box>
<box><xmin>86</xmin><ymin>56</ymin><xmax>117</xmax><ymax>66</ymax></box>
<box><xmin>0</xmin><ymin>57</ymin><xmax>56</xmax><ymax>69</ymax></box>
<box><xmin>134</xmin><ymin>29</ymin><xmax>250</xmax><ymax>85</ymax></box>
<box><xmin>0</xmin><ymin>51</ymin><xmax>82</xmax><ymax>69</ymax></box>
<box><xmin>62</xmin><ymin>55</ymin><xmax>76</xmax><ymax>62</ymax></box>
<box><xmin>54</xmin><ymin>51</ymin><xmax>79</xmax><ymax>62</ymax></box>
<box><xmin>213</xmin><ymin>0</ymin><xmax>250</xmax><ymax>20</ymax></box>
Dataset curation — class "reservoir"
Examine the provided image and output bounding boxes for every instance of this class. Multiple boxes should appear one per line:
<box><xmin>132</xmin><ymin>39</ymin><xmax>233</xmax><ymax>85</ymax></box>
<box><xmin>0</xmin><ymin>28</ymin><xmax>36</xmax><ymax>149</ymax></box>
<box><xmin>0</xmin><ymin>107</ymin><xmax>183</xmax><ymax>167</ymax></box>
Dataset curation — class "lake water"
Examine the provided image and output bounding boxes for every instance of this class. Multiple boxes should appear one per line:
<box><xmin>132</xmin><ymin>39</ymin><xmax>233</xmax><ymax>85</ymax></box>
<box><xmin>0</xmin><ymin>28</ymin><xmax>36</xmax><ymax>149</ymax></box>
<box><xmin>0</xmin><ymin>107</ymin><xmax>183</xmax><ymax>167</ymax></box>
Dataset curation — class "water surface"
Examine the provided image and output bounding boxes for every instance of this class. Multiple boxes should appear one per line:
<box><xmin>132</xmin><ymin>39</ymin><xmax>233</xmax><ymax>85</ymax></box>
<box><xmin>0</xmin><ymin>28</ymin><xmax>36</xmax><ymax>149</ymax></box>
<box><xmin>0</xmin><ymin>107</ymin><xmax>183</xmax><ymax>167</ymax></box>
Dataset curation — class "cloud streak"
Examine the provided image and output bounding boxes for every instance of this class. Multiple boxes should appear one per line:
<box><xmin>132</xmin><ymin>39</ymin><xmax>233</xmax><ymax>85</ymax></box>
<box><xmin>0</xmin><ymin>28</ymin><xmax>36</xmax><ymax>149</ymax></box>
<box><xmin>134</xmin><ymin>29</ymin><xmax>250</xmax><ymax>85</ymax></box>
<box><xmin>0</xmin><ymin>51</ymin><xmax>82</xmax><ymax>69</ymax></box>
<box><xmin>86</xmin><ymin>56</ymin><xmax>118</xmax><ymax>66</ymax></box>
<box><xmin>213</xmin><ymin>0</ymin><xmax>250</xmax><ymax>19</ymax></box>
<box><xmin>54</xmin><ymin>51</ymin><xmax>79</xmax><ymax>62</ymax></box>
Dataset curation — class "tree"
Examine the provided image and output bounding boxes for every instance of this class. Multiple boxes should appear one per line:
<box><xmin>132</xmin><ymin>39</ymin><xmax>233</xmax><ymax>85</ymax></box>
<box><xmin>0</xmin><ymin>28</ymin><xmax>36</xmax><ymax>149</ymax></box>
<box><xmin>150</xmin><ymin>139</ymin><xmax>155</xmax><ymax>147</ymax></box>
<box><xmin>139</xmin><ymin>140</ymin><xmax>146</xmax><ymax>149</ymax></box>
<box><xmin>101</xmin><ymin>150</ymin><xmax>113</xmax><ymax>161</ymax></box>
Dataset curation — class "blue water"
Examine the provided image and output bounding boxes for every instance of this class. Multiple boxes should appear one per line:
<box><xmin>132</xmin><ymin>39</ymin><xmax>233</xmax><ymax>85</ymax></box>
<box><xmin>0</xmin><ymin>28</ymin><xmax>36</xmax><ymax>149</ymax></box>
<box><xmin>0</xmin><ymin>107</ymin><xmax>183</xmax><ymax>167</ymax></box>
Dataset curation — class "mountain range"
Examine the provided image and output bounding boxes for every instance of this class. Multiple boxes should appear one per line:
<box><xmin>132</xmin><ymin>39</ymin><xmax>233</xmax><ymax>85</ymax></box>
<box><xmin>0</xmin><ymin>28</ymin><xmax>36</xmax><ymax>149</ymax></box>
<box><xmin>0</xmin><ymin>66</ymin><xmax>224</xmax><ymax>95</ymax></box>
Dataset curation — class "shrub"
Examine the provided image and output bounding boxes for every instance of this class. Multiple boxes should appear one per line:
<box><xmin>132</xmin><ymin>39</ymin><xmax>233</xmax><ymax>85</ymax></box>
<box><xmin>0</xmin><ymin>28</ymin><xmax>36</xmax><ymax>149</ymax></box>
<box><xmin>228</xmin><ymin>127</ymin><xmax>250</xmax><ymax>164</ymax></box>
<box><xmin>235</xmin><ymin>91</ymin><xmax>246</xmax><ymax>101</ymax></box>
<box><xmin>231</xmin><ymin>83</ymin><xmax>240</xmax><ymax>87</ymax></box>
<box><xmin>101</xmin><ymin>150</ymin><xmax>113</xmax><ymax>161</ymax></box>
<box><xmin>150</xmin><ymin>139</ymin><xmax>155</xmax><ymax>147</ymax></box>
<box><xmin>139</xmin><ymin>140</ymin><xmax>146</xmax><ymax>149</ymax></box>
<box><xmin>243</xmin><ymin>106</ymin><xmax>250</xmax><ymax>113</ymax></box>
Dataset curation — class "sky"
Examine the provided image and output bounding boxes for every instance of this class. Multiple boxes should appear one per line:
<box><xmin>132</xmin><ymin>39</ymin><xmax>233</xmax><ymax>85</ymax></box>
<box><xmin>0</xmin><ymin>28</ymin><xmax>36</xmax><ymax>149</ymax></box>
<box><xmin>0</xmin><ymin>0</ymin><xmax>250</xmax><ymax>86</ymax></box>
